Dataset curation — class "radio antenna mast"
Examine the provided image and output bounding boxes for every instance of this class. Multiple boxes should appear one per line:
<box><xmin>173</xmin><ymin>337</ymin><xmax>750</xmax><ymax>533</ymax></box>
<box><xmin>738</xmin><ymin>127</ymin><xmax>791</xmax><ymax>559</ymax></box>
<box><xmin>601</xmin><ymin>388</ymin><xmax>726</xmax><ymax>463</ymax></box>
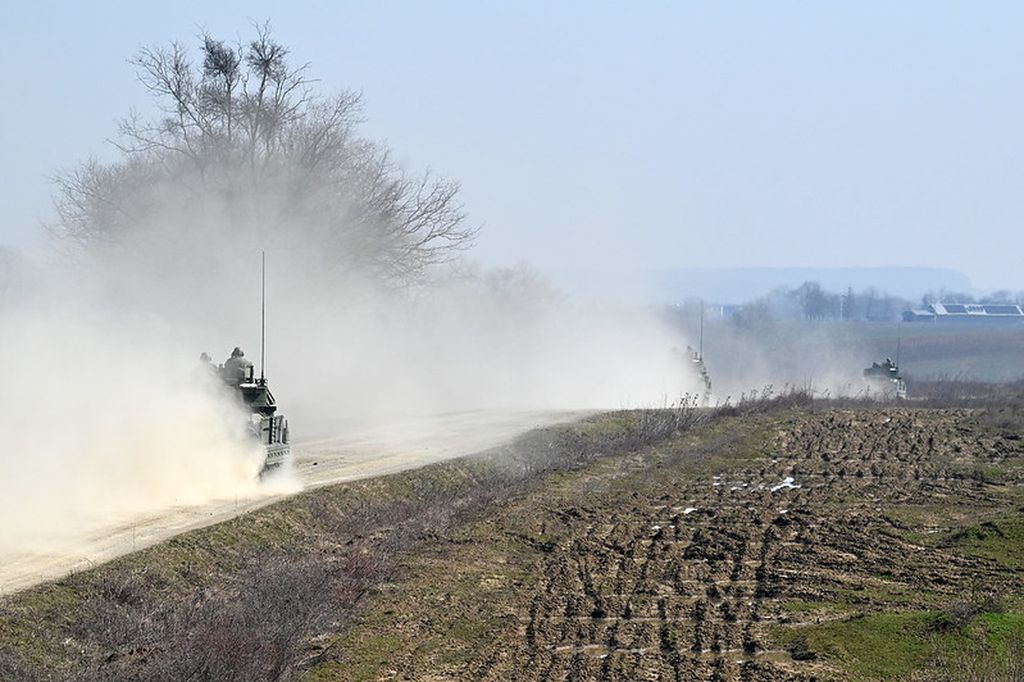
<box><xmin>698</xmin><ymin>301</ymin><xmax>705</xmax><ymax>361</ymax></box>
<box><xmin>260</xmin><ymin>250</ymin><xmax>266</xmax><ymax>384</ymax></box>
<box><xmin>895</xmin><ymin>322</ymin><xmax>902</xmax><ymax>368</ymax></box>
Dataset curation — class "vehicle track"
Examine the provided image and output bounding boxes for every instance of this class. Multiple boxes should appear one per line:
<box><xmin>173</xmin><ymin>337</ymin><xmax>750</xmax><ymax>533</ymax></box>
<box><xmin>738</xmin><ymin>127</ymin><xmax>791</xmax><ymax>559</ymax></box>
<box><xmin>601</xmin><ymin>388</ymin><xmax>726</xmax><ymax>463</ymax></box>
<box><xmin>476</xmin><ymin>408</ymin><xmax>1024</xmax><ymax>681</ymax></box>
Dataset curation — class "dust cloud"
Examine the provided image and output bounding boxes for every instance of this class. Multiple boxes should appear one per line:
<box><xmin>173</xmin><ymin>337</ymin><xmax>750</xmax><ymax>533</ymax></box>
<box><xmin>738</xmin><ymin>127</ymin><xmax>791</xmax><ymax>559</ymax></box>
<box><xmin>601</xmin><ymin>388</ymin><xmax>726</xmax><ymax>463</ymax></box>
<box><xmin>0</xmin><ymin>291</ymin><xmax>285</xmax><ymax>553</ymax></box>
<box><xmin>695</xmin><ymin>319</ymin><xmax>878</xmax><ymax>401</ymax></box>
<box><xmin>2</xmin><ymin>181</ymin><xmax>901</xmax><ymax>557</ymax></box>
<box><xmin>0</xmin><ymin>204</ymin><xmax>706</xmax><ymax>553</ymax></box>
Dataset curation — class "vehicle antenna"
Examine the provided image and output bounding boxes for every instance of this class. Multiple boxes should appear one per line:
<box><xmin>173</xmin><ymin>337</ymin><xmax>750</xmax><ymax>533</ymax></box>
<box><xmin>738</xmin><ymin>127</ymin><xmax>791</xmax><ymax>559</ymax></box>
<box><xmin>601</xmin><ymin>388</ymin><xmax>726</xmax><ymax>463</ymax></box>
<box><xmin>698</xmin><ymin>301</ymin><xmax>705</xmax><ymax>361</ymax></box>
<box><xmin>260</xmin><ymin>250</ymin><xmax>266</xmax><ymax>385</ymax></box>
<box><xmin>895</xmin><ymin>322</ymin><xmax>902</xmax><ymax>368</ymax></box>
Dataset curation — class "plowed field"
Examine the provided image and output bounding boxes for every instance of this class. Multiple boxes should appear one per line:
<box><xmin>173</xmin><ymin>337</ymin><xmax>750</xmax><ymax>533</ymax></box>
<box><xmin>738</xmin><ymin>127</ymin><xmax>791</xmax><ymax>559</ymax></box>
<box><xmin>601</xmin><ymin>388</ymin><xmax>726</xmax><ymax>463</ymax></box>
<box><xmin>323</xmin><ymin>408</ymin><xmax>1024</xmax><ymax>680</ymax></box>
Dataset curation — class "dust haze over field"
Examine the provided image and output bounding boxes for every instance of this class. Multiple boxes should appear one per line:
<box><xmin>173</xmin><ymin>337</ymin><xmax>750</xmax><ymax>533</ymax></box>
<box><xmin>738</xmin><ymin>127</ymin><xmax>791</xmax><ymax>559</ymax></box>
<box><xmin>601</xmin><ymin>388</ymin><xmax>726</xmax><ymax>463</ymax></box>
<box><xmin>685</xmin><ymin>317</ymin><xmax>888</xmax><ymax>401</ymax></box>
<box><xmin>0</xmin><ymin>282</ymin><xmax>273</xmax><ymax>553</ymax></box>
<box><xmin>0</xmin><ymin>181</ymin><xmax>702</xmax><ymax>554</ymax></box>
<box><xmin>1</xmin><ymin>203</ymin><xmax>897</xmax><ymax>556</ymax></box>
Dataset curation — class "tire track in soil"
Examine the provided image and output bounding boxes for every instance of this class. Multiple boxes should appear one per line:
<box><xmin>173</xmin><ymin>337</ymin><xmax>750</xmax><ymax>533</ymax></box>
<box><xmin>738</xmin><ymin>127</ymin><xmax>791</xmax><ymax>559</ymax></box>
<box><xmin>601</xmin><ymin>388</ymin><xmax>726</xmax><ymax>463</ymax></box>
<box><xmin>480</xmin><ymin>409</ymin><xmax>1024</xmax><ymax>681</ymax></box>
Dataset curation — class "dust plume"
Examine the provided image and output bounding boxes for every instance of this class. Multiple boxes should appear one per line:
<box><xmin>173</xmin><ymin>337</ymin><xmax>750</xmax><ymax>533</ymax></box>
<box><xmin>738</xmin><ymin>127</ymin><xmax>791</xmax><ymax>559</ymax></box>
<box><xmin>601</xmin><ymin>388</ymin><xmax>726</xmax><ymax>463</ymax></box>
<box><xmin>0</xmin><ymin>281</ymin><xmax>293</xmax><ymax>553</ymax></box>
<box><xmin>0</xmin><ymin>217</ymin><xmax>703</xmax><ymax>555</ymax></box>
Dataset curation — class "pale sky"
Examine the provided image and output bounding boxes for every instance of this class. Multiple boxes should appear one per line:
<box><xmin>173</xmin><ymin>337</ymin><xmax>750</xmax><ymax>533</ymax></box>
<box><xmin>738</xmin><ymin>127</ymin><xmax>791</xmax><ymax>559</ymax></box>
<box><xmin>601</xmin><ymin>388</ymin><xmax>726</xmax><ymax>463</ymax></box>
<box><xmin>3</xmin><ymin>2</ymin><xmax>1023</xmax><ymax>290</ymax></box>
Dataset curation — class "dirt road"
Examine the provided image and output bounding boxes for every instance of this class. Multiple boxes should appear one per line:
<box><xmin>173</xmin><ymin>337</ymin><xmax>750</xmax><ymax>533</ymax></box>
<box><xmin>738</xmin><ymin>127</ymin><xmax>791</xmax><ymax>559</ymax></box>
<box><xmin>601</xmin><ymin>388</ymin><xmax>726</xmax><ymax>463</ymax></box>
<box><xmin>0</xmin><ymin>409</ymin><xmax>583</xmax><ymax>595</ymax></box>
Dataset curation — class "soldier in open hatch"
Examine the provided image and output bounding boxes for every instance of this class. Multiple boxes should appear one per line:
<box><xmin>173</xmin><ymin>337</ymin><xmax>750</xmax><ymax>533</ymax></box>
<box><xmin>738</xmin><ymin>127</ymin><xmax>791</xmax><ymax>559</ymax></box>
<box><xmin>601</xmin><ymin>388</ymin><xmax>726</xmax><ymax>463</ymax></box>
<box><xmin>222</xmin><ymin>347</ymin><xmax>253</xmax><ymax>385</ymax></box>
<box><xmin>196</xmin><ymin>352</ymin><xmax>219</xmax><ymax>379</ymax></box>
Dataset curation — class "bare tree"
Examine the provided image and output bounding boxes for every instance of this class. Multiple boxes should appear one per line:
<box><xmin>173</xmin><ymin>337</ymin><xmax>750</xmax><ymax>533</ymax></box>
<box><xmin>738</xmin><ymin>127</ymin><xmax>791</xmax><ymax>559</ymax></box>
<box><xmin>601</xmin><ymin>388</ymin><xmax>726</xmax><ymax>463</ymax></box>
<box><xmin>50</xmin><ymin>25</ymin><xmax>475</xmax><ymax>286</ymax></box>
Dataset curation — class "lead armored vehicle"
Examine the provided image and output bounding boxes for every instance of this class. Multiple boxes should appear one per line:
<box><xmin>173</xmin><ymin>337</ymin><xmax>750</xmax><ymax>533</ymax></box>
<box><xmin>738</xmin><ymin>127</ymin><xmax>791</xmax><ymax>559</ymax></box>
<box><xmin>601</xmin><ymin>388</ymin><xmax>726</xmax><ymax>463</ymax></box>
<box><xmin>218</xmin><ymin>347</ymin><xmax>290</xmax><ymax>474</ymax></box>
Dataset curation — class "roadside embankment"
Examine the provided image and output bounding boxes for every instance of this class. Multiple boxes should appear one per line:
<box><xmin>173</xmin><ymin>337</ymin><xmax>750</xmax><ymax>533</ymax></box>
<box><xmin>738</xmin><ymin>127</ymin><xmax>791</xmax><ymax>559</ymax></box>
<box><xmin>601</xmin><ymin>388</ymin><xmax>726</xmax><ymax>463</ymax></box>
<box><xmin>0</xmin><ymin>404</ymin><xmax>707</xmax><ymax>680</ymax></box>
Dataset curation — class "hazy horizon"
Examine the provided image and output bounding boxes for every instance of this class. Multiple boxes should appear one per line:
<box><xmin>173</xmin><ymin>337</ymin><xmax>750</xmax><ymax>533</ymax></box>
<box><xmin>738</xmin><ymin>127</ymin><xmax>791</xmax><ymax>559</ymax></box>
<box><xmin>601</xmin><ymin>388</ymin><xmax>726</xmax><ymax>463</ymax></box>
<box><xmin>555</xmin><ymin>265</ymin><xmax>979</xmax><ymax>306</ymax></box>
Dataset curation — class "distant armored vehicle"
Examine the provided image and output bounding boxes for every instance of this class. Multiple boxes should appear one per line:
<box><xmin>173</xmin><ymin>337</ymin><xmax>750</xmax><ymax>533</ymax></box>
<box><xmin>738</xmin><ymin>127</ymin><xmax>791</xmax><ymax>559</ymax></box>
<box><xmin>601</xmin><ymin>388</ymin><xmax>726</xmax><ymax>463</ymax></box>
<box><xmin>864</xmin><ymin>358</ymin><xmax>907</xmax><ymax>399</ymax></box>
<box><xmin>671</xmin><ymin>344</ymin><xmax>713</xmax><ymax>406</ymax></box>
<box><xmin>692</xmin><ymin>303</ymin><xmax>712</xmax><ymax>406</ymax></box>
<box><xmin>217</xmin><ymin>347</ymin><xmax>290</xmax><ymax>473</ymax></box>
<box><xmin>690</xmin><ymin>346</ymin><xmax>713</xmax><ymax>406</ymax></box>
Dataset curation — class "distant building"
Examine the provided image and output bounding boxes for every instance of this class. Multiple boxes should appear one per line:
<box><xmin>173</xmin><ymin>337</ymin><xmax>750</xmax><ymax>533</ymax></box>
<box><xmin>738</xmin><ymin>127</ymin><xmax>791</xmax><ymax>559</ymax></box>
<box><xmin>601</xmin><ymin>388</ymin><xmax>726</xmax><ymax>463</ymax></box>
<box><xmin>704</xmin><ymin>304</ymin><xmax>744</xmax><ymax>320</ymax></box>
<box><xmin>902</xmin><ymin>302</ymin><xmax>1024</xmax><ymax>324</ymax></box>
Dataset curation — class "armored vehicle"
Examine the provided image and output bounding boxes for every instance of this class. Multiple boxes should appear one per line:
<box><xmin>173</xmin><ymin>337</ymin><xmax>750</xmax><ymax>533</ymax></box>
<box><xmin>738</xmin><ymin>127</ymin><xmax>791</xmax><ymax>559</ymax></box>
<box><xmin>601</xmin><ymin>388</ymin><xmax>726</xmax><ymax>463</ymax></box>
<box><xmin>207</xmin><ymin>253</ymin><xmax>291</xmax><ymax>475</ymax></box>
<box><xmin>219</xmin><ymin>347</ymin><xmax>290</xmax><ymax>473</ymax></box>
<box><xmin>691</xmin><ymin>348</ymin><xmax>713</xmax><ymax>406</ymax></box>
<box><xmin>692</xmin><ymin>303</ymin><xmax>712</xmax><ymax>406</ymax></box>
<box><xmin>671</xmin><ymin>344</ymin><xmax>713</xmax><ymax>406</ymax></box>
<box><xmin>864</xmin><ymin>358</ymin><xmax>907</xmax><ymax>400</ymax></box>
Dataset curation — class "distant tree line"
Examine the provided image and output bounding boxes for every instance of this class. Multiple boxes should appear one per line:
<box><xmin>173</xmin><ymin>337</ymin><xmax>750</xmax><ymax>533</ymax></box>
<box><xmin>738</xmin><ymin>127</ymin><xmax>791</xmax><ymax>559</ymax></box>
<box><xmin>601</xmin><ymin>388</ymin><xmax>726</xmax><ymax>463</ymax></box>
<box><xmin>728</xmin><ymin>282</ymin><xmax>909</xmax><ymax>325</ymax></box>
<box><xmin>669</xmin><ymin>283</ymin><xmax>1024</xmax><ymax>328</ymax></box>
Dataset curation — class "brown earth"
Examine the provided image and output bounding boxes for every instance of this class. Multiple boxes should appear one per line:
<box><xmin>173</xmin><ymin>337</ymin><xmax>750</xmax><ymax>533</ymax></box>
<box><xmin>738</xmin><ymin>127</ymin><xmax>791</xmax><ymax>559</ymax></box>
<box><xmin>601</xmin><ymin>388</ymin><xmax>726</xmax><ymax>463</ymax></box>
<box><xmin>315</xmin><ymin>407</ymin><xmax>1024</xmax><ymax>681</ymax></box>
